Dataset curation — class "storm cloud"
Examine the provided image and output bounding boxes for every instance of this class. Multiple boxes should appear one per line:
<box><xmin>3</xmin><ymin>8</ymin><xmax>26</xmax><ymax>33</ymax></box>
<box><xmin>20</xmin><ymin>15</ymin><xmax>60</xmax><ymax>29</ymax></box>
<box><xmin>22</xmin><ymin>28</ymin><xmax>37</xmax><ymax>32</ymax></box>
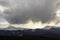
<box><xmin>0</xmin><ymin>0</ymin><xmax>60</xmax><ymax>24</ymax></box>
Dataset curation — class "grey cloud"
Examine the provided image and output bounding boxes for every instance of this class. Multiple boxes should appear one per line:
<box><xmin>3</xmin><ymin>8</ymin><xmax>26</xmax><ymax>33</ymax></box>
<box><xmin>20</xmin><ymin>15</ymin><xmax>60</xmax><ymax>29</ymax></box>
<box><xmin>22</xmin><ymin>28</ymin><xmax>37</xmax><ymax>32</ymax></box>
<box><xmin>0</xmin><ymin>0</ymin><xmax>10</xmax><ymax>6</ymax></box>
<box><xmin>2</xmin><ymin>0</ymin><xmax>60</xmax><ymax>24</ymax></box>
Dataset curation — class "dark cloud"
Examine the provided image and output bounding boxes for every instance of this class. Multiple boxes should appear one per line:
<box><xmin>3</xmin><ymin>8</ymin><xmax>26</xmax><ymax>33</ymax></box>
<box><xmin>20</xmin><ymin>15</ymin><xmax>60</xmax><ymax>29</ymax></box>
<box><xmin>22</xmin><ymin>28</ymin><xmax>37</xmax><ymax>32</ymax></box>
<box><xmin>2</xmin><ymin>0</ymin><xmax>60</xmax><ymax>24</ymax></box>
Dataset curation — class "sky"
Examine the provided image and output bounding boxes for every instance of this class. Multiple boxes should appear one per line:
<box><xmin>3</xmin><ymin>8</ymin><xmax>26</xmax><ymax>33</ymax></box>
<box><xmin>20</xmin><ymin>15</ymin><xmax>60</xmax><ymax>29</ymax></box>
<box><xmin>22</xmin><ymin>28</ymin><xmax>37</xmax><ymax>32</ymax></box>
<box><xmin>0</xmin><ymin>0</ymin><xmax>60</xmax><ymax>29</ymax></box>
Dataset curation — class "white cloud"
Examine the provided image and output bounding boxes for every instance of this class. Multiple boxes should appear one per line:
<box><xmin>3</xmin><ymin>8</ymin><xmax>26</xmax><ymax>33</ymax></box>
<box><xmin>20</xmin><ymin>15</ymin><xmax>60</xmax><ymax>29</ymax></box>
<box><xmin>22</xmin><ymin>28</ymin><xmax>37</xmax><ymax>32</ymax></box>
<box><xmin>0</xmin><ymin>5</ymin><xmax>10</xmax><ymax>12</ymax></box>
<box><xmin>0</xmin><ymin>22</ymin><xmax>9</xmax><ymax>28</ymax></box>
<box><xmin>10</xmin><ymin>20</ymin><xmax>57</xmax><ymax>29</ymax></box>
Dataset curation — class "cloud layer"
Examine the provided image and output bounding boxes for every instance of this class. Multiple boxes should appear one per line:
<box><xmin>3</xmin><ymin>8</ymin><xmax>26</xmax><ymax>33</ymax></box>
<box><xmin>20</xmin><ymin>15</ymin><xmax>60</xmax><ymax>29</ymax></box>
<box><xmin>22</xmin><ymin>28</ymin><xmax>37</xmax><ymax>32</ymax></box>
<box><xmin>0</xmin><ymin>0</ymin><xmax>60</xmax><ymax>24</ymax></box>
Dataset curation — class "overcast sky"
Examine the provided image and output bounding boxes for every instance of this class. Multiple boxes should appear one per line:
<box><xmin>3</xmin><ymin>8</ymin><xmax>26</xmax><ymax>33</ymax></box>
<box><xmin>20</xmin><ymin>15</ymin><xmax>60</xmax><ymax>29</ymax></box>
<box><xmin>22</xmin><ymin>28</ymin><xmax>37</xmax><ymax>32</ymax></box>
<box><xmin>0</xmin><ymin>0</ymin><xmax>60</xmax><ymax>29</ymax></box>
<box><xmin>0</xmin><ymin>0</ymin><xmax>59</xmax><ymax>23</ymax></box>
